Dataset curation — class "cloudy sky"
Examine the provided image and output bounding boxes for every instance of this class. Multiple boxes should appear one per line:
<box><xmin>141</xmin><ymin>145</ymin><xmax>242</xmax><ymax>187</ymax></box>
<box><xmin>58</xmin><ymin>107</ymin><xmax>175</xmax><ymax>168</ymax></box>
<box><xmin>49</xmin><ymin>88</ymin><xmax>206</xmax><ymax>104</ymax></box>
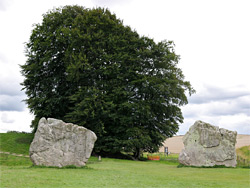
<box><xmin>0</xmin><ymin>0</ymin><xmax>249</xmax><ymax>135</ymax></box>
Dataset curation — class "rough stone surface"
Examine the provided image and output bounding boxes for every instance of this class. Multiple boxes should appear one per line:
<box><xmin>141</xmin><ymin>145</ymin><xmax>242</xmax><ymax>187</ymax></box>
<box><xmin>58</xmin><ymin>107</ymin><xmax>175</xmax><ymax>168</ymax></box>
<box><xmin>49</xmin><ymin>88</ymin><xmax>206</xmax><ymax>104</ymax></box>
<box><xmin>179</xmin><ymin>120</ymin><xmax>237</xmax><ymax>167</ymax></box>
<box><xmin>30</xmin><ymin>118</ymin><xmax>97</xmax><ymax>167</ymax></box>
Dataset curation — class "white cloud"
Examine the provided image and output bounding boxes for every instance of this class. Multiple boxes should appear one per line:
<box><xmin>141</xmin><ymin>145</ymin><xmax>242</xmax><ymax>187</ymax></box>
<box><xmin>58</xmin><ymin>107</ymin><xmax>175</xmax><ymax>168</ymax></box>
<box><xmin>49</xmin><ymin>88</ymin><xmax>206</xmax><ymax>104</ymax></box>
<box><xmin>184</xmin><ymin>96</ymin><xmax>250</xmax><ymax>117</ymax></box>
<box><xmin>1</xmin><ymin>112</ymin><xmax>15</xmax><ymax>123</ymax></box>
<box><xmin>0</xmin><ymin>95</ymin><xmax>25</xmax><ymax>111</ymax></box>
<box><xmin>0</xmin><ymin>109</ymin><xmax>33</xmax><ymax>133</ymax></box>
<box><xmin>189</xmin><ymin>84</ymin><xmax>250</xmax><ymax>104</ymax></box>
<box><xmin>178</xmin><ymin>84</ymin><xmax>250</xmax><ymax>135</ymax></box>
<box><xmin>0</xmin><ymin>0</ymin><xmax>13</xmax><ymax>11</ymax></box>
<box><xmin>218</xmin><ymin>114</ymin><xmax>250</xmax><ymax>133</ymax></box>
<box><xmin>0</xmin><ymin>73</ymin><xmax>24</xmax><ymax>96</ymax></box>
<box><xmin>0</xmin><ymin>50</ymin><xmax>26</xmax><ymax>111</ymax></box>
<box><xmin>92</xmin><ymin>0</ymin><xmax>133</xmax><ymax>7</ymax></box>
<box><xmin>179</xmin><ymin>114</ymin><xmax>250</xmax><ymax>136</ymax></box>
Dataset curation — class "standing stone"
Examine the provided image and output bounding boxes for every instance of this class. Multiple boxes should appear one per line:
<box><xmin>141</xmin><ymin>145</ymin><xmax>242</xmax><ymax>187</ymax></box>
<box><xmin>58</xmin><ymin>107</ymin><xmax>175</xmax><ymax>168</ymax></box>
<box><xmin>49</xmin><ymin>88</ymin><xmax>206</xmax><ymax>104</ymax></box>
<box><xmin>30</xmin><ymin>118</ymin><xmax>97</xmax><ymax>167</ymax></box>
<box><xmin>179</xmin><ymin>120</ymin><xmax>237</xmax><ymax>167</ymax></box>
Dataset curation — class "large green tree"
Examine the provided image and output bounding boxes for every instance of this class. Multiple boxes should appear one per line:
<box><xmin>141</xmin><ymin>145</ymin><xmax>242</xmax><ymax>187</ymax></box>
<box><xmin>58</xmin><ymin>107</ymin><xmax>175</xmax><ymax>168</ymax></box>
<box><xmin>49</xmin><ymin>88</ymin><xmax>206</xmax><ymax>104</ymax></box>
<box><xmin>21</xmin><ymin>5</ymin><xmax>194</xmax><ymax>159</ymax></box>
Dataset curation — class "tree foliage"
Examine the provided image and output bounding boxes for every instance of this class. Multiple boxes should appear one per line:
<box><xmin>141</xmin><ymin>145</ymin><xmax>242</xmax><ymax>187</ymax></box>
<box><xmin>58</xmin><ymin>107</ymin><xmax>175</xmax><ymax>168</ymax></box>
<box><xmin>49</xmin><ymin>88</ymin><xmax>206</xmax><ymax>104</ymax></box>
<box><xmin>21</xmin><ymin>6</ymin><xmax>195</xmax><ymax>159</ymax></box>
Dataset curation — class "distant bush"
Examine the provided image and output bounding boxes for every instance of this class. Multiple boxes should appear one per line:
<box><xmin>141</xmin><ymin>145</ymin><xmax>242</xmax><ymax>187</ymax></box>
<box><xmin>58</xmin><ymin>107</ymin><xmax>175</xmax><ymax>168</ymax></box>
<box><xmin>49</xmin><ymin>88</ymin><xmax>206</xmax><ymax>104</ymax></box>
<box><xmin>236</xmin><ymin>145</ymin><xmax>250</xmax><ymax>168</ymax></box>
<box><xmin>7</xmin><ymin>131</ymin><xmax>31</xmax><ymax>134</ymax></box>
<box><xmin>238</xmin><ymin>145</ymin><xmax>250</xmax><ymax>158</ymax></box>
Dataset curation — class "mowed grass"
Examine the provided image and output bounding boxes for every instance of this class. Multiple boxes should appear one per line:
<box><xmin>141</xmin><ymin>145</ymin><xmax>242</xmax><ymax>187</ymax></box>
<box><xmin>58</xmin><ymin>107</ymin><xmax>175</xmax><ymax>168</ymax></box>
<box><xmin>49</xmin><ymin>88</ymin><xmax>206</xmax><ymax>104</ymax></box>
<box><xmin>1</xmin><ymin>156</ymin><xmax>249</xmax><ymax>188</ymax></box>
<box><xmin>0</xmin><ymin>132</ymin><xmax>250</xmax><ymax>188</ymax></box>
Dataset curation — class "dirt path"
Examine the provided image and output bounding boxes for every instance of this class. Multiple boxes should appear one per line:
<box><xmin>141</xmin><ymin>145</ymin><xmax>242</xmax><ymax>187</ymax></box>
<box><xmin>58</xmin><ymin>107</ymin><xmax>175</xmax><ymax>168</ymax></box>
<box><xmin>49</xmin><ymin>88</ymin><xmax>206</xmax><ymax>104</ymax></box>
<box><xmin>0</xmin><ymin>151</ymin><xmax>29</xmax><ymax>158</ymax></box>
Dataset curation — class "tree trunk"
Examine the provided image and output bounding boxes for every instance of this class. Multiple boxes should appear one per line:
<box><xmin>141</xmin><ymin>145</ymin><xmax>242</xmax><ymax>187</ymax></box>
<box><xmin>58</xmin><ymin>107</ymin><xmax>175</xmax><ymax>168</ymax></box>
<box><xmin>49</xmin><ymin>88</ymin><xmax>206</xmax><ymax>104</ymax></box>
<box><xmin>133</xmin><ymin>147</ymin><xmax>141</xmax><ymax>160</ymax></box>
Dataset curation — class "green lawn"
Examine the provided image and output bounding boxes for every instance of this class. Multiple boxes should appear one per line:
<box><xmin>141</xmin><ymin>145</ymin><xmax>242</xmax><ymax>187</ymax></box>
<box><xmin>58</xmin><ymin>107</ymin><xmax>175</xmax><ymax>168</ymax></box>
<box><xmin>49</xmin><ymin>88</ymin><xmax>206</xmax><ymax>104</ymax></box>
<box><xmin>0</xmin><ymin>132</ymin><xmax>33</xmax><ymax>155</ymax></box>
<box><xmin>0</xmin><ymin>132</ymin><xmax>249</xmax><ymax>188</ymax></box>
<box><xmin>1</xmin><ymin>156</ymin><xmax>249</xmax><ymax>188</ymax></box>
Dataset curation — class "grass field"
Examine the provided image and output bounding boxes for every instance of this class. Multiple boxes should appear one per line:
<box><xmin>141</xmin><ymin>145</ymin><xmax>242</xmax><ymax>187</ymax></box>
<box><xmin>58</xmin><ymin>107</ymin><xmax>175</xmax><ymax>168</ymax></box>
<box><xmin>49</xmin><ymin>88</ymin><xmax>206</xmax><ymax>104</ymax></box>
<box><xmin>0</xmin><ymin>132</ymin><xmax>33</xmax><ymax>155</ymax></box>
<box><xmin>0</xmin><ymin>132</ymin><xmax>250</xmax><ymax>188</ymax></box>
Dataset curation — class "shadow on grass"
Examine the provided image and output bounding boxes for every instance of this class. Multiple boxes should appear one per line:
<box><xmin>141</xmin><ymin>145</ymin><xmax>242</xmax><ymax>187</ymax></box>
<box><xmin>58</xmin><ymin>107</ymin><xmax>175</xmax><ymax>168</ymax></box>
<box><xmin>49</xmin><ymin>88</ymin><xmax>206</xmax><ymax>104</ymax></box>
<box><xmin>28</xmin><ymin>156</ymin><xmax>102</xmax><ymax>169</ymax></box>
<box><xmin>29</xmin><ymin>164</ymin><xmax>94</xmax><ymax>170</ymax></box>
<box><xmin>177</xmin><ymin>163</ymin><xmax>249</xmax><ymax>169</ymax></box>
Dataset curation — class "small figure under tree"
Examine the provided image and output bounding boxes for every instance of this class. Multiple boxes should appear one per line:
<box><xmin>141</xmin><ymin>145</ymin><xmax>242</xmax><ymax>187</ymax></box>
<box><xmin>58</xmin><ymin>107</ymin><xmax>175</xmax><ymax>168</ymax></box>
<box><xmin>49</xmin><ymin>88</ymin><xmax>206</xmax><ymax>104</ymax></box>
<box><xmin>21</xmin><ymin>5</ymin><xmax>195</xmax><ymax>159</ymax></box>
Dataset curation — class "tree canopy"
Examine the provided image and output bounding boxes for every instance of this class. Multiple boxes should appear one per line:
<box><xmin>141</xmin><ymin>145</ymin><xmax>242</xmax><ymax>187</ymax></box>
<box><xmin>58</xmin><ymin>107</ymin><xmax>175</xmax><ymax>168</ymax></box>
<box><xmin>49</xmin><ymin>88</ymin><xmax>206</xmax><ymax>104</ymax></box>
<box><xmin>21</xmin><ymin>5</ymin><xmax>195</xmax><ymax>159</ymax></box>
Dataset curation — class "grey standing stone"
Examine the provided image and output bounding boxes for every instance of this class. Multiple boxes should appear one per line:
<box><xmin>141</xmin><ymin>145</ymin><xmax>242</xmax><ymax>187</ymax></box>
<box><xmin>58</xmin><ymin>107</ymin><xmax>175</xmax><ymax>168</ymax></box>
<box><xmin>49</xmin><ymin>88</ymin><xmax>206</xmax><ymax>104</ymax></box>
<box><xmin>29</xmin><ymin>118</ymin><xmax>97</xmax><ymax>167</ymax></box>
<box><xmin>179</xmin><ymin>120</ymin><xmax>237</xmax><ymax>167</ymax></box>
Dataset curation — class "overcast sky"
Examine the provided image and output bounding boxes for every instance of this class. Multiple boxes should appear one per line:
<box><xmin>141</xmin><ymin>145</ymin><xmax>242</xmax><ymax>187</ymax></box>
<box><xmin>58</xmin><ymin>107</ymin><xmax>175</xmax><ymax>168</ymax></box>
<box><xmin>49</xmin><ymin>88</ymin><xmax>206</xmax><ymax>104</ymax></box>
<box><xmin>0</xmin><ymin>0</ymin><xmax>249</xmax><ymax>135</ymax></box>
